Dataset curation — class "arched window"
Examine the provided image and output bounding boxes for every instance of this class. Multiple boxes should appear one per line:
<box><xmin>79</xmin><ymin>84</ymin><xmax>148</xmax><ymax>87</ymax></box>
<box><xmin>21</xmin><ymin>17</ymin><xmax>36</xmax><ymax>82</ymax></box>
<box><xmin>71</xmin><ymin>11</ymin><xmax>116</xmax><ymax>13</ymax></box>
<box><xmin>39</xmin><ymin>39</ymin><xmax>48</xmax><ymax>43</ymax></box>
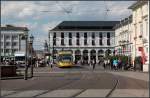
<box><xmin>98</xmin><ymin>50</ymin><xmax>104</xmax><ymax>55</ymax></box>
<box><xmin>83</xmin><ymin>50</ymin><xmax>88</xmax><ymax>56</ymax></box>
<box><xmin>75</xmin><ymin>50</ymin><xmax>81</xmax><ymax>55</ymax></box>
<box><xmin>90</xmin><ymin>50</ymin><xmax>96</xmax><ymax>56</ymax></box>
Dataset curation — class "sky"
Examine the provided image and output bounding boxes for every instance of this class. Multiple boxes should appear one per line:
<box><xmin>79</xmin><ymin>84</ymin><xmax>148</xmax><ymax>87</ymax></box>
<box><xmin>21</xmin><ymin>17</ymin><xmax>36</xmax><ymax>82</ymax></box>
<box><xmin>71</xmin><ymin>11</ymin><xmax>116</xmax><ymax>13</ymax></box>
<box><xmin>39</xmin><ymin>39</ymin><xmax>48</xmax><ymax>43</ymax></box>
<box><xmin>1</xmin><ymin>1</ymin><xmax>136</xmax><ymax>50</ymax></box>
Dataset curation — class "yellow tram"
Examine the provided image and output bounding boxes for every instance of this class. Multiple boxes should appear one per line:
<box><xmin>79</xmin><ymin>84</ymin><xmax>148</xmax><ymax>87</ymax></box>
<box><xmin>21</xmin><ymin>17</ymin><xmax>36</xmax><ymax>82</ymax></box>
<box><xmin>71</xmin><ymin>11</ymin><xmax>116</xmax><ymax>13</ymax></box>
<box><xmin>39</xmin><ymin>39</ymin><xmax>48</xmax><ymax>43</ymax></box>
<box><xmin>56</xmin><ymin>50</ymin><xmax>74</xmax><ymax>67</ymax></box>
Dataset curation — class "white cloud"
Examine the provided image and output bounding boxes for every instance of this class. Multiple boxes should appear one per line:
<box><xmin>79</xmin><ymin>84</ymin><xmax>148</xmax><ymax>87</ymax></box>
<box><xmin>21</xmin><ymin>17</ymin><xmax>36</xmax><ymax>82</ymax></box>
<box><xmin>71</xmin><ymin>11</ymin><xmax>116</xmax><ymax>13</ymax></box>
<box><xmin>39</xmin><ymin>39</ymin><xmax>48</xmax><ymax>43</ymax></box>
<box><xmin>1</xmin><ymin>1</ymin><xmax>136</xmax><ymax>50</ymax></box>
<box><xmin>42</xmin><ymin>21</ymin><xmax>61</xmax><ymax>33</ymax></box>
<box><xmin>2</xmin><ymin>1</ymin><xmax>34</xmax><ymax>18</ymax></box>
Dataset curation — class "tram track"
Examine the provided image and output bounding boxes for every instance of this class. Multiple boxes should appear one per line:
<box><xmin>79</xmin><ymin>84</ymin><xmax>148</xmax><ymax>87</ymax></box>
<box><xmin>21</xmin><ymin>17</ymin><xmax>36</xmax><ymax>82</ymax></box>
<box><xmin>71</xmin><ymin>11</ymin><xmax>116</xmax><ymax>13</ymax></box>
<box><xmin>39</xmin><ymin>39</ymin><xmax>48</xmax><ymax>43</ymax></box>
<box><xmin>69</xmin><ymin>70</ymin><xmax>119</xmax><ymax>98</ymax></box>
<box><xmin>2</xmin><ymin>66</ymin><xmax>120</xmax><ymax>98</ymax></box>
<box><xmin>105</xmin><ymin>73</ymin><xmax>119</xmax><ymax>98</ymax></box>
<box><xmin>33</xmin><ymin>69</ymin><xmax>84</xmax><ymax>97</ymax></box>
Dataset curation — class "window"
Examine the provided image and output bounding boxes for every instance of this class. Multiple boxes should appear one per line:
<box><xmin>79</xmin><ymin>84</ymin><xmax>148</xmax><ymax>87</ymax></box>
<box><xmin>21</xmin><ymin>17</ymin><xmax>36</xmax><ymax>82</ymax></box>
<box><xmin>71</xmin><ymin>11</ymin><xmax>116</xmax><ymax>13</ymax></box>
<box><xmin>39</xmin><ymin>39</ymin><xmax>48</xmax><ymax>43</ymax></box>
<box><xmin>99</xmin><ymin>39</ymin><xmax>103</xmax><ymax>45</ymax></box>
<box><xmin>69</xmin><ymin>33</ymin><xmax>72</xmax><ymax>38</ymax></box>
<box><xmin>5</xmin><ymin>35</ymin><xmax>10</xmax><ymax>40</ymax></box>
<box><xmin>12</xmin><ymin>35</ymin><xmax>18</xmax><ymax>40</ymax></box>
<box><xmin>1</xmin><ymin>35</ymin><xmax>3</xmax><ymax>39</ymax></box>
<box><xmin>146</xmin><ymin>47</ymin><xmax>148</xmax><ymax>53</ymax></box>
<box><xmin>53</xmin><ymin>32</ymin><xmax>56</xmax><ymax>38</ymax></box>
<box><xmin>6</xmin><ymin>42</ymin><xmax>10</xmax><ymax>46</ymax></box>
<box><xmin>92</xmin><ymin>32</ymin><xmax>95</xmax><ymax>39</ymax></box>
<box><xmin>13</xmin><ymin>49</ymin><xmax>18</xmax><ymax>53</ymax></box>
<box><xmin>69</xmin><ymin>39</ymin><xmax>72</xmax><ymax>45</ymax></box>
<box><xmin>1</xmin><ymin>42</ymin><xmax>3</xmax><ymax>46</ymax></box>
<box><xmin>76</xmin><ymin>32</ymin><xmax>80</xmax><ymax>38</ymax></box>
<box><xmin>92</xmin><ymin>40</ymin><xmax>95</xmax><ymax>46</ymax></box>
<box><xmin>140</xmin><ymin>23</ymin><xmax>143</xmax><ymax>35</ymax></box>
<box><xmin>146</xmin><ymin>21</ymin><xmax>148</xmax><ymax>36</ymax></box>
<box><xmin>76</xmin><ymin>39</ymin><xmax>80</xmax><ymax>45</ymax></box>
<box><xmin>53</xmin><ymin>39</ymin><xmax>56</xmax><ymax>46</ymax></box>
<box><xmin>1</xmin><ymin>49</ymin><xmax>3</xmax><ymax>53</ymax></box>
<box><xmin>12</xmin><ymin>42</ymin><xmax>17</xmax><ymax>46</ymax></box>
<box><xmin>99</xmin><ymin>33</ymin><xmax>102</xmax><ymax>38</ymax></box>
<box><xmin>61</xmin><ymin>39</ymin><xmax>64</xmax><ymax>45</ymax></box>
<box><xmin>84</xmin><ymin>33</ymin><xmax>87</xmax><ymax>38</ymax></box>
<box><xmin>61</xmin><ymin>32</ymin><xmax>64</xmax><ymax>38</ymax></box>
<box><xmin>107</xmin><ymin>32</ymin><xmax>110</xmax><ymax>38</ymax></box>
<box><xmin>107</xmin><ymin>39</ymin><xmax>110</xmax><ymax>45</ymax></box>
<box><xmin>5</xmin><ymin>49</ymin><xmax>9</xmax><ymax>53</ymax></box>
<box><xmin>84</xmin><ymin>39</ymin><xmax>87</xmax><ymax>45</ymax></box>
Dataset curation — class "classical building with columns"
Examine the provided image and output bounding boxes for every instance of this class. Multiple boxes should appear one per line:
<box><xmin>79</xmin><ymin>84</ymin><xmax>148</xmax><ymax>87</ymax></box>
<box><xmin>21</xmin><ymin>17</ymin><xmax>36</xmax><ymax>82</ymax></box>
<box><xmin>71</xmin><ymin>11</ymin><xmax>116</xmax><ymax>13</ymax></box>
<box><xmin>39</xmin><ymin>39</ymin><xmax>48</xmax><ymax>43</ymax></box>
<box><xmin>49</xmin><ymin>21</ymin><xmax>119</xmax><ymax>64</ymax></box>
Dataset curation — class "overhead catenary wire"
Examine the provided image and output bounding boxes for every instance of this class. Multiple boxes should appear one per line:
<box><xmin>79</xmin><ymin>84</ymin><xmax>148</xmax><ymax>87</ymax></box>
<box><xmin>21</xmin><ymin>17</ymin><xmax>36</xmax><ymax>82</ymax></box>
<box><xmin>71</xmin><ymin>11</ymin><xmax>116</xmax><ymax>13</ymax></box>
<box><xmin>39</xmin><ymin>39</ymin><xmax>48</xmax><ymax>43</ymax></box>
<box><xmin>103</xmin><ymin>0</ymin><xmax>110</xmax><ymax>20</ymax></box>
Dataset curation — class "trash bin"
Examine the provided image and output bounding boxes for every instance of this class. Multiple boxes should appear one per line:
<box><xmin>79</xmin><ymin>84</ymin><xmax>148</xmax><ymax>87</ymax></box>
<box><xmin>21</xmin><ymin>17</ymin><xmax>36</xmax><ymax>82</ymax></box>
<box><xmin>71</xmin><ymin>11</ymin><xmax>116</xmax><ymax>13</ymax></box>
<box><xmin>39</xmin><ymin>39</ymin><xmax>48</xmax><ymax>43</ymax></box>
<box><xmin>1</xmin><ymin>65</ymin><xmax>17</xmax><ymax>77</ymax></box>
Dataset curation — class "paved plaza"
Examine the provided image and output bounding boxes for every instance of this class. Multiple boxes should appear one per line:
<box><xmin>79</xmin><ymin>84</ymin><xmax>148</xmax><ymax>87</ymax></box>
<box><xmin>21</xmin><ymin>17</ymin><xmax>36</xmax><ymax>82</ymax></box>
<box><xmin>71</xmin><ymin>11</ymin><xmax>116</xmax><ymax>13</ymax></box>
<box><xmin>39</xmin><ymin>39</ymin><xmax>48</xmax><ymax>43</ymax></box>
<box><xmin>1</xmin><ymin>65</ymin><xmax>149</xmax><ymax>97</ymax></box>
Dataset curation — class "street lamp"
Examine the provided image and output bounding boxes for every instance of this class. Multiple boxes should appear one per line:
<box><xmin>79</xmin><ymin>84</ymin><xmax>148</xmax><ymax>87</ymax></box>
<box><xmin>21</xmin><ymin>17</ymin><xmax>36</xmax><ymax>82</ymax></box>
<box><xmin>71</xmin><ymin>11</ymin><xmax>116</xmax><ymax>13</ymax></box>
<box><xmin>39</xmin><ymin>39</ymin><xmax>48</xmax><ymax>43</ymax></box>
<box><xmin>29</xmin><ymin>34</ymin><xmax>34</xmax><ymax>78</ymax></box>
<box><xmin>52</xmin><ymin>37</ymin><xmax>59</xmax><ymax>65</ymax></box>
<box><xmin>21</xmin><ymin>33</ymin><xmax>28</xmax><ymax>80</ymax></box>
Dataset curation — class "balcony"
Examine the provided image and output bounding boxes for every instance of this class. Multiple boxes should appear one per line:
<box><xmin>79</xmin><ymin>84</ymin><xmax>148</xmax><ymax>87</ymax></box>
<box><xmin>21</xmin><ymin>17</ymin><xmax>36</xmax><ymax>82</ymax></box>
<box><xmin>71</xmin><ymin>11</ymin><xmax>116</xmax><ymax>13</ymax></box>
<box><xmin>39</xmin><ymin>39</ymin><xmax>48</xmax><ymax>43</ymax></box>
<box><xmin>142</xmin><ymin>38</ymin><xmax>148</xmax><ymax>43</ymax></box>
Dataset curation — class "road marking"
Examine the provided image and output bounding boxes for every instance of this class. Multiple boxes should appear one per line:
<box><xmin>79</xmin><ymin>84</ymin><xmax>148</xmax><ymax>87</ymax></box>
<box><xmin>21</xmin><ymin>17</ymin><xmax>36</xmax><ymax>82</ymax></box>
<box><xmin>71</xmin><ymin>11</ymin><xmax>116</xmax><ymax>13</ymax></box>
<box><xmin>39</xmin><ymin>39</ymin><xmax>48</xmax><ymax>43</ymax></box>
<box><xmin>1</xmin><ymin>91</ymin><xmax>16</xmax><ymax>96</ymax></box>
<box><xmin>38</xmin><ymin>89</ymin><xmax>82</xmax><ymax>97</ymax></box>
<box><xmin>76</xmin><ymin>89</ymin><xmax>111</xmax><ymax>97</ymax></box>
<box><xmin>5</xmin><ymin>90</ymin><xmax>47</xmax><ymax>97</ymax></box>
<box><xmin>110</xmin><ymin>89</ymin><xmax>149</xmax><ymax>97</ymax></box>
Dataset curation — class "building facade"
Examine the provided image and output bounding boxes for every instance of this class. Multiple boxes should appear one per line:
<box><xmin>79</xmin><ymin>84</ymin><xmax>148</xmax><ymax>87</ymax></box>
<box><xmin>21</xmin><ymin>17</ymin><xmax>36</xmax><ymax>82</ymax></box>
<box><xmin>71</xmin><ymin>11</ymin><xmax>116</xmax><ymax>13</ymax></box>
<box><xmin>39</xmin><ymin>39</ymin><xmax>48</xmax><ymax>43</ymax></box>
<box><xmin>49</xmin><ymin>21</ymin><xmax>119</xmax><ymax>64</ymax></box>
<box><xmin>0</xmin><ymin>25</ymin><xmax>29</xmax><ymax>61</ymax></box>
<box><xmin>129</xmin><ymin>1</ymin><xmax>149</xmax><ymax>72</ymax></box>
<box><xmin>114</xmin><ymin>15</ymin><xmax>133</xmax><ymax>56</ymax></box>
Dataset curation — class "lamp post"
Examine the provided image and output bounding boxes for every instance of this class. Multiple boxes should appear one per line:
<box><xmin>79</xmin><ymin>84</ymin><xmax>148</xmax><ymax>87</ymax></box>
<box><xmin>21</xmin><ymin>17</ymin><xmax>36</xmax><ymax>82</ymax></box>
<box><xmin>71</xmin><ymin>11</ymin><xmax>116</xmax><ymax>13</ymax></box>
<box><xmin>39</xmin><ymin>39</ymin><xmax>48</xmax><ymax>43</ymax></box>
<box><xmin>52</xmin><ymin>37</ymin><xmax>59</xmax><ymax>64</ymax></box>
<box><xmin>53</xmin><ymin>36</ymin><xmax>55</xmax><ymax>64</ymax></box>
<box><xmin>0</xmin><ymin>30</ymin><xmax>1</xmax><ymax>65</ymax></box>
<box><xmin>29</xmin><ymin>34</ymin><xmax>34</xmax><ymax>78</ymax></box>
<box><xmin>23</xmin><ymin>33</ymin><xmax>28</xmax><ymax>80</ymax></box>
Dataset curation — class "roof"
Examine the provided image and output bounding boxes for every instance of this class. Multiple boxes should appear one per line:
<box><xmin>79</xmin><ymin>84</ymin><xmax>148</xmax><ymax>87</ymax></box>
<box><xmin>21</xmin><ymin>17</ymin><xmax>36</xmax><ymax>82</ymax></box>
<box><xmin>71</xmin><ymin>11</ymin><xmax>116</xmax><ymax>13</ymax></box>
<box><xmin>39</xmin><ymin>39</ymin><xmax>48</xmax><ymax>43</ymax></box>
<box><xmin>114</xmin><ymin>15</ymin><xmax>132</xmax><ymax>29</ymax></box>
<box><xmin>50</xmin><ymin>21</ymin><xmax>119</xmax><ymax>31</ymax></box>
<box><xmin>1</xmin><ymin>25</ymin><xmax>29</xmax><ymax>31</ymax></box>
<box><xmin>128</xmin><ymin>1</ymin><xmax>148</xmax><ymax>10</ymax></box>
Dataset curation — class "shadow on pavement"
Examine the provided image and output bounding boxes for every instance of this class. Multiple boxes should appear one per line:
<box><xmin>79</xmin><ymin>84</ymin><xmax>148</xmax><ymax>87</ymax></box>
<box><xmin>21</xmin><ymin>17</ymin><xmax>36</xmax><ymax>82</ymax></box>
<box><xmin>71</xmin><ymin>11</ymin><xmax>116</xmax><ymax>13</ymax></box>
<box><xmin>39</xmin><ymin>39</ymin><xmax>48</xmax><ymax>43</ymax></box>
<box><xmin>59</xmin><ymin>65</ymin><xmax>84</xmax><ymax>69</ymax></box>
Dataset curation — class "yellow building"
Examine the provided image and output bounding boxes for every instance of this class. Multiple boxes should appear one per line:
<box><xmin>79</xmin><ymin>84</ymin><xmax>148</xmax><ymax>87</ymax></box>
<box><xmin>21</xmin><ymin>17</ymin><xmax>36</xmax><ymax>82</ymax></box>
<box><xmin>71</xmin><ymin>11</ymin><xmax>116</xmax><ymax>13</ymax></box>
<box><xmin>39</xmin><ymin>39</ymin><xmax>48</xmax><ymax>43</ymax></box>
<box><xmin>129</xmin><ymin>1</ymin><xmax>149</xmax><ymax>72</ymax></box>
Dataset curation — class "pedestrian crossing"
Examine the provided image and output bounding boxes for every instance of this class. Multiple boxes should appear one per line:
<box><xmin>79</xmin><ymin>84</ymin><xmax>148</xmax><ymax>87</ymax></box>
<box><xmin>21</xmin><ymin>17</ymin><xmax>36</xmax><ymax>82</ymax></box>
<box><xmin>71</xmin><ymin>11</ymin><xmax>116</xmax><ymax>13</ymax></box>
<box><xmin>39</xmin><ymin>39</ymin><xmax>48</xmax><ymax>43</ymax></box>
<box><xmin>1</xmin><ymin>89</ymin><xmax>149</xmax><ymax>97</ymax></box>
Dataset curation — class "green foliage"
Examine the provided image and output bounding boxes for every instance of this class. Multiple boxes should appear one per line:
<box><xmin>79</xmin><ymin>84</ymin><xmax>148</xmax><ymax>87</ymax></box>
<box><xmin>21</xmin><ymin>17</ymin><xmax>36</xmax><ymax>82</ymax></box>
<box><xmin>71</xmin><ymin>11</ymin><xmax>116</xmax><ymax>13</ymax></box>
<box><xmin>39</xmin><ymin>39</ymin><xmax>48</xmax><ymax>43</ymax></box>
<box><xmin>134</xmin><ymin>56</ymin><xmax>142</xmax><ymax>64</ymax></box>
<box><xmin>106</xmin><ymin>55</ymin><xmax>131</xmax><ymax>64</ymax></box>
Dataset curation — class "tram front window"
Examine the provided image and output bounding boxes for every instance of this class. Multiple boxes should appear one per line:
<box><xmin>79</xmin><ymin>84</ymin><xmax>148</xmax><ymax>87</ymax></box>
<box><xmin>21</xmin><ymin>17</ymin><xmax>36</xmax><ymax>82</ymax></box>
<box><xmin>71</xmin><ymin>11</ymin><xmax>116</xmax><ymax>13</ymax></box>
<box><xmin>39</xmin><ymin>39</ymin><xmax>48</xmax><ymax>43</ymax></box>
<box><xmin>58</xmin><ymin>55</ymin><xmax>73</xmax><ymax>62</ymax></box>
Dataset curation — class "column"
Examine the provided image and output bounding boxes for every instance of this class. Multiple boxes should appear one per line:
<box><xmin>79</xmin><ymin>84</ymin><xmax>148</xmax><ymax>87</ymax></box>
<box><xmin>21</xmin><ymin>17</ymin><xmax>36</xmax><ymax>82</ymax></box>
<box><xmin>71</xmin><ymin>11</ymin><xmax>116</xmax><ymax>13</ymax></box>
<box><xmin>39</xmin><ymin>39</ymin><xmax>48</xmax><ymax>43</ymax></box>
<box><xmin>96</xmin><ymin>49</ymin><xmax>98</xmax><ymax>64</ymax></box>
<box><xmin>10</xmin><ymin>34</ymin><xmax>13</xmax><ymax>56</ymax></box>
<box><xmin>72</xmin><ymin>50</ymin><xmax>75</xmax><ymax>62</ymax></box>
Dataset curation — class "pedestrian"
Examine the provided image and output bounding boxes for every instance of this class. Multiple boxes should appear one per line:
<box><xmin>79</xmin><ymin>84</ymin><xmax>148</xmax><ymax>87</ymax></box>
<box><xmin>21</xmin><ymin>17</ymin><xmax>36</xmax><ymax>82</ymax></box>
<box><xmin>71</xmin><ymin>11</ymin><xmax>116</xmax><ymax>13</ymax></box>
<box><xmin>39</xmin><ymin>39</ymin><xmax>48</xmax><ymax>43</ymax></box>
<box><xmin>49</xmin><ymin>56</ymin><xmax>53</xmax><ymax>68</ymax></box>
<box><xmin>107</xmin><ymin>59</ymin><xmax>110</xmax><ymax>69</ymax></box>
<box><xmin>36</xmin><ymin>60</ymin><xmax>39</xmax><ymax>67</ymax></box>
<box><xmin>118</xmin><ymin>58</ymin><xmax>122</xmax><ymax>70</ymax></box>
<box><xmin>90</xmin><ymin>60</ymin><xmax>92</xmax><ymax>67</ymax></box>
<box><xmin>93</xmin><ymin>59</ymin><xmax>96</xmax><ymax>70</ymax></box>
<box><xmin>104</xmin><ymin>59</ymin><xmax>107</xmax><ymax>69</ymax></box>
<box><xmin>113</xmin><ymin>59</ymin><xmax>118</xmax><ymax>70</ymax></box>
<box><xmin>91</xmin><ymin>59</ymin><xmax>96</xmax><ymax>70</ymax></box>
<box><xmin>110</xmin><ymin>58</ymin><xmax>113</xmax><ymax>70</ymax></box>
